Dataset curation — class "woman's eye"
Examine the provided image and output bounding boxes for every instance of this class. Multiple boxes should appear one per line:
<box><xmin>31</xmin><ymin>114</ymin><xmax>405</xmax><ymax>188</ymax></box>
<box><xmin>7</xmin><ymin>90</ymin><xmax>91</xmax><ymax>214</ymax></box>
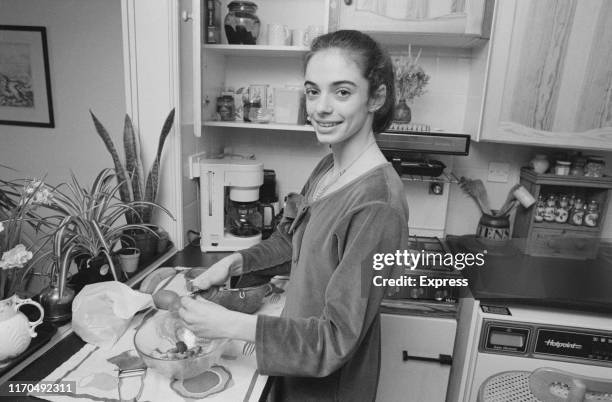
<box><xmin>304</xmin><ymin>88</ymin><xmax>319</xmax><ymax>97</ymax></box>
<box><xmin>336</xmin><ymin>88</ymin><xmax>351</xmax><ymax>97</ymax></box>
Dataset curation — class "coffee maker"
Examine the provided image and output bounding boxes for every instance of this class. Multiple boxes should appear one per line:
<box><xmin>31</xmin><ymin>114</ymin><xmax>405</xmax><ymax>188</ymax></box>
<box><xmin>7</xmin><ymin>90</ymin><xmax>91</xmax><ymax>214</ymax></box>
<box><xmin>195</xmin><ymin>158</ymin><xmax>264</xmax><ymax>252</ymax></box>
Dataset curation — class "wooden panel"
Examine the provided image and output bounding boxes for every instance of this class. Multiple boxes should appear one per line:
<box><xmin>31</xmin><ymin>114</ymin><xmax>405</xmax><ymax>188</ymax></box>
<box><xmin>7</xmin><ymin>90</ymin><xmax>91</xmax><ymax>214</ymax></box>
<box><xmin>527</xmin><ymin>228</ymin><xmax>598</xmax><ymax>259</ymax></box>
<box><xmin>575</xmin><ymin>0</ymin><xmax>612</xmax><ymax>131</ymax></box>
<box><xmin>501</xmin><ymin>0</ymin><xmax>576</xmax><ymax>131</ymax></box>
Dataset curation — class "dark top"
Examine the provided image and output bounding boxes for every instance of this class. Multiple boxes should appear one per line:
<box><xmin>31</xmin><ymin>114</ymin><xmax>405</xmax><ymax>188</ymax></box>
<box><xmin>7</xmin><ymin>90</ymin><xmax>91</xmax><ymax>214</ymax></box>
<box><xmin>239</xmin><ymin>155</ymin><xmax>410</xmax><ymax>402</ymax></box>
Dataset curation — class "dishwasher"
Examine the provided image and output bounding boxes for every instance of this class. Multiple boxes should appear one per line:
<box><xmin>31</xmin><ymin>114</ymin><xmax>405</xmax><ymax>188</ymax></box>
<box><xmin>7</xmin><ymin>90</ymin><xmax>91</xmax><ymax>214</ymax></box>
<box><xmin>376</xmin><ymin>235</ymin><xmax>460</xmax><ymax>402</ymax></box>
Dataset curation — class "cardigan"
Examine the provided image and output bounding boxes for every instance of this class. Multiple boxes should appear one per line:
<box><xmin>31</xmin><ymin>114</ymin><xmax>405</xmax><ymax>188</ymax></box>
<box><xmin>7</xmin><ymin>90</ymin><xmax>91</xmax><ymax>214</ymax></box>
<box><xmin>239</xmin><ymin>154</ymin><xmax>410</xmax><ymax>402</ymax></box>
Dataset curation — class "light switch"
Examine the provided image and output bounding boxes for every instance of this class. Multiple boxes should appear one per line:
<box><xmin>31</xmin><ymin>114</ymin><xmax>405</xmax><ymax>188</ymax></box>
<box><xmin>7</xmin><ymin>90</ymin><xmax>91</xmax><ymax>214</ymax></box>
<box><xmin>488</xmin><ymin>162</ymin><xmax>510</xmax><ymax>183</ymax></box>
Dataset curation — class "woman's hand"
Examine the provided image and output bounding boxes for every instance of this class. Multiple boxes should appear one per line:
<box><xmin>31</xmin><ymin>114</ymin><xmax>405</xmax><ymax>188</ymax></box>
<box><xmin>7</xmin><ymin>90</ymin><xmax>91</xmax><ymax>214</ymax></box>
<box><xmin>190</xmin><ymin>253</ymin><xmax>244</xmax><ymax>290</ymax></box>
<box><xmin>178</xmin><ymin>296</ymin><xmax>256</xmax><ymax>342</ymax></box>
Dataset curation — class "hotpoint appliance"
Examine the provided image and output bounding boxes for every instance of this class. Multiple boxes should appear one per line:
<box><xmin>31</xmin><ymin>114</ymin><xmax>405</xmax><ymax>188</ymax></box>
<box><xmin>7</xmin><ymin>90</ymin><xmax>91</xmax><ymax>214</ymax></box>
<box><xmin>190</xmin><ymin>156</ymin><xmax>264</xmax><ymax>252</ymax></box>
<box><xmin>447</xmin><ymin>299</ymin><xmax>612</xmax><ymax>402</ymax></box>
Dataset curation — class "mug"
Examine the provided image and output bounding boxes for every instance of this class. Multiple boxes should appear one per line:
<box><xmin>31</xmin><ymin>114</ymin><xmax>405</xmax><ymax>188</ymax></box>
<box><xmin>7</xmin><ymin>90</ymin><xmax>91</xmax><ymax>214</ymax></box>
<box><xmin>304</xmin><ymin>25</ymin><xmax>325</xmax><ymax>47</ymax></box>
<box><xmin>267</xmin><ymin>24</ymin><xmax>290</xmax><ymax>46</ymax></box>
<box><xmin>291</xmin><ymin>29</ymin><xmax>307</xmax><ymax>47</ymax></box>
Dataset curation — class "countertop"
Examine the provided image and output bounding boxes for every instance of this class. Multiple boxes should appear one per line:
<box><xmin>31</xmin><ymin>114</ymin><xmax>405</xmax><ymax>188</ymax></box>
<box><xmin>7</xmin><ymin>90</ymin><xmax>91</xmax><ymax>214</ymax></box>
<box><xmin>446</xmin><ymin>235</ymin><xmax>612</xmax><ymax>313</ymax></box>
<box><xmin>0</xmin><ymin>246</ymin><xmax>272</xmax><ymax>401</ymax></box>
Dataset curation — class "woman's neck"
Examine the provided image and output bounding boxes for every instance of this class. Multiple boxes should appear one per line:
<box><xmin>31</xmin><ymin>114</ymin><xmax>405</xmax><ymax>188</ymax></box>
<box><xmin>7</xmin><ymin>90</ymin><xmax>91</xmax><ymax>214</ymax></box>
<box><xmin>330</xmin><ymin>130</ymin><xmax>378</xmax><ymax>174</ymax></box>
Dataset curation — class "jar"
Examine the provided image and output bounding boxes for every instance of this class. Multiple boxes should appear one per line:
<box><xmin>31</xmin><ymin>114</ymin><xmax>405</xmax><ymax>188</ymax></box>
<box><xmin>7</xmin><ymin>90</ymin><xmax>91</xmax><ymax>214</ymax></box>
<box><xmin>569</xmin><ymin>198</ymin><xmax>586</xmax><ymax>226</ymax></box>
<box><xmin>584</xmin><ymin>200</ymin><xmax>600</xmax><ymax>227</ymax></box>
<box><xmin>216</xmin><ymin>95</ymin><xmax>235</xmax><ymax>121</ymax></box>
<box><xmin>224</xmin><ymin>1</ymin><xmax>260</xmax><ymax>45</ymax></box>
<box><xmin>555</xmin><ymin>195</ymin><xmax>569</xmax><ymax>223</ymax></box>
<box><xmin>554</xmin><ymin>160</ymin><xmax>571</xmax><ymax>175</ymax></box>
<box><xmin>543</xmin><ymin>195</ymin><xmax>556</xmax><ymax>222</ymax></box>
<box><xmin>584</xmin><ymin>157</ymin><xmax>605</xmax><ymax>178</ymax></box>
<box><xmin>477</xmin><ymin>213</ymin><xmax>510</xmax><ymax>240</ymax></box>
<box><xmin>534</xmin><ymin>195</ymin><xmax>545</xmax><ymax>222</ymax></box>
<box><xmin>529</xmin><ymin>154</ymin><xmax>549</xmax><ymax>174</ymax></box>
<box><xmin>243</xmin><ymin>99</ymin><xmax>261</xmax><ymax>122</ymax></box>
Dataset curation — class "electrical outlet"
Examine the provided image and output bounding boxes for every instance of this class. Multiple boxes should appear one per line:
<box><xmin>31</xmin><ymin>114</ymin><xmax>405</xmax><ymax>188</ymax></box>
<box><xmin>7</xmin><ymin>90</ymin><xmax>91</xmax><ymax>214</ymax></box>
<box><xmin>488</xmin><ymin>162</ymin><xmax>510</xmax><ymax>182</ymax></box>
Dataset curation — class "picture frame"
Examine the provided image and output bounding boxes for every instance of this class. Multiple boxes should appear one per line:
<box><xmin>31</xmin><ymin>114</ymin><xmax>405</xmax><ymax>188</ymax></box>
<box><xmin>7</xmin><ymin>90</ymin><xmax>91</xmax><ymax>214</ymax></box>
<box><xmin>0</xmin><ymin>25</ymin><xmax>54</xmax><ymax>128</ymax></box>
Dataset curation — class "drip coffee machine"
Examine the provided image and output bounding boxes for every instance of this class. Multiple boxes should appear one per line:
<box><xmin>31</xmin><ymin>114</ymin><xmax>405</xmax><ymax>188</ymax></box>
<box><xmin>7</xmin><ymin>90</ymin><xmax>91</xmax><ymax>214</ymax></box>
<box><xmin>195</xmin><ymin>158</ymin><xmax>264</xmax><ymax>252</ymax></box>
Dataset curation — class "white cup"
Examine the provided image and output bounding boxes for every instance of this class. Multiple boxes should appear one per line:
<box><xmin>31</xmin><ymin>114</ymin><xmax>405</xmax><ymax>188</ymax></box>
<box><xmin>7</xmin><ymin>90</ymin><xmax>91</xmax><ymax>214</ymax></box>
<box><xmin>291</xmin><ymin>29</ymin><xmax>307</xmax><ymax>47</ymax></box>
<box><xmin>304</xmin><ymin>25</ymin><xmax>325</xmax><ymax>47</ymax></box>
<box><xmin>267</xmin><ymin>24</ymin><xmax>290</xmax><ymax>46</ymax></box>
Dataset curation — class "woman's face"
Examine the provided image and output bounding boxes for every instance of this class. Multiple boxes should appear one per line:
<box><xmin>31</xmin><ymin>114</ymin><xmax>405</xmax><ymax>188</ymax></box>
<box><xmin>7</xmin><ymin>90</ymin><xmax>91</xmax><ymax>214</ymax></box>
<box><xmin>304</xmin><ymin>49</ymin><xmax>374</xmax><ymax>145</ymax></box>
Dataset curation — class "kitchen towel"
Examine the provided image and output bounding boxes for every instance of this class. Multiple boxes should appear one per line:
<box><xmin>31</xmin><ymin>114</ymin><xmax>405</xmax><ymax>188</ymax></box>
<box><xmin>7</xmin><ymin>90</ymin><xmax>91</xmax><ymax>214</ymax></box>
<box><xmin>35</xmin><ymin>273</ymin><xmax>286</xmax><ymax>402</ymax></box>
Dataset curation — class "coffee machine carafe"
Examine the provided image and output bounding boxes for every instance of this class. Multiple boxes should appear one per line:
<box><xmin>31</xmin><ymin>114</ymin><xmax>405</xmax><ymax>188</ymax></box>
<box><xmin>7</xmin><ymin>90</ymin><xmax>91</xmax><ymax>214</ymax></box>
<box><xmin>195</xmin><ymin>158</ymin><xmax>264</xmax><ymax>252</ymax></box>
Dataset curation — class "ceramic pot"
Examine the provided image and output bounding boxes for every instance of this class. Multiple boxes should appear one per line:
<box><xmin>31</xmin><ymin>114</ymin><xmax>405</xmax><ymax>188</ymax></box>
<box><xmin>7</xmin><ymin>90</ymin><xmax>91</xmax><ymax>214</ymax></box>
<box><xmin>393</xmin><ymin>99</ymin><xmax>411</xmax><ymax>123</ymax></box>
<box><xmin>529</xmin><ymin>154</ymin><xmax>549</xmax><ymax>174</ymax></box>
<box><xmin>130</xmin><ymin>231</ymin><xmax>158</xmax><ymax>264</ymax></box>
<box><xmin>39</xmin><ymin>285</ymin><xmax>75</xmax><ymax>325</ymax></box>
<box><xmin>118</xmin><ymin>247</ymin><xmax>141</xmax><ymax>275</ymax></box>
<box><xmin>477</xmin><ymin>212</ymin><xmax>510</xmax><ymax>241</ymax></box>
<box><xmin>0</xmin><ymin>295</ymin><xmax>44</xmax><ymax>366</ymax></box>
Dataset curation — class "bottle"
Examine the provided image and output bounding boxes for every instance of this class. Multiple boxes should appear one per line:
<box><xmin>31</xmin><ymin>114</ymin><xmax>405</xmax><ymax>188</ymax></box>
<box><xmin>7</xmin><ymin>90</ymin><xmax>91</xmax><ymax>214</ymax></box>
<box><xmin>555</xmin><ymin>195</ymin><xmax>569</xmax><ymax>223</ymax></box>
<box><xmin>584</xmin><ymin>200</ymin><xmax>600</xmax><ymax>227</ymax></box>
<box><xmin>569</xmin><ymin>198</ymin><xmax>586</xmax><ymax>226</ymax></box>
<box><xmin>534</xmin><ymin>195</ymin><xmax>545</xmax><ymax>222</ymax></box>
<box><xmin>205</xmin><ymin>0</ymin><xmax>222</xmax><ymax>44</ymax></box>
<box><xmin>543</xmin><ymin>195</ymin><xmax>556</xmax><ymax>222</ymax></box>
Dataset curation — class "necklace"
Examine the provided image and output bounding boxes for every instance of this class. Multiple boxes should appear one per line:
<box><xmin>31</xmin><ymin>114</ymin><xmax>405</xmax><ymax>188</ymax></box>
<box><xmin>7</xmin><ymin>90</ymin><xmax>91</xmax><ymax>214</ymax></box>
<box><xmin>312</xmin><ymin>140</ymin><xmax>376</xmax><ymax>201</ymax></box>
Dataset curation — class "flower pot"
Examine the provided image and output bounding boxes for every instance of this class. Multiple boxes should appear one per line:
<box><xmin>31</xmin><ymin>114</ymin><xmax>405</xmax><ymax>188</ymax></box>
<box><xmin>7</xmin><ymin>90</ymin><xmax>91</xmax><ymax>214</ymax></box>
<box><xmin>69</xmin><ymin>255</ymin><xmax>124</xmax><ymax>295</ymax></box>
<box><xmin>393</xmin><ymin>99</ymin><xmax>411</xmax><ymax>123</ymax></box>
<box><xmin>130</xmin><ymin>231</ymin><xmax>158</xmax><ymax>264</ymax></box>
<box><xmin>118</xmin><ymin>247</ymin><xmax>140</xmax><ymax>275</ymax></box>
<box><xmin>0</xmin><ymin>295</ymin><xmax>44</xmax><ymax>367</ymax></box>
<box><xmin>39</xmin><ymin>285</ymin><xmax>75</xmax><ymax>325</ymax></box>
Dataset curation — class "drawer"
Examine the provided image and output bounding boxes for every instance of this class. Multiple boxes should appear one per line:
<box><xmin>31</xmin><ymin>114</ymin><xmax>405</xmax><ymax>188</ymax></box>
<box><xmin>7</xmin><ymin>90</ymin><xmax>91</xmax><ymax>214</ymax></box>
<box><xmin>527</xmin><ymin>228</ymin><xmax>599</xmax><ymax>259</ymax></box>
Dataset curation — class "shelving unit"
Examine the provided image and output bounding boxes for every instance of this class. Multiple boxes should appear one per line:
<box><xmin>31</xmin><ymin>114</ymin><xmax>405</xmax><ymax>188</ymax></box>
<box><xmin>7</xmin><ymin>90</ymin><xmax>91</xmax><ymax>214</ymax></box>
<box><xmin>203</xmin><ymin>120</ymin><xmax>314</xmax><ymax>132</ymax></box>
<box><xmin>400</xmin><ymin>171</ymin><xmax>460</xmax><ymax>184</ymax></box>
<box><xmin>513</xmin><ymin>168</ymin><xmax>612</xmax><ymax>259</ymax></box>
<box><xmin>203</xmin><ymin>44</ymin><xmax>309</xmax><ymax>57</ymax></box>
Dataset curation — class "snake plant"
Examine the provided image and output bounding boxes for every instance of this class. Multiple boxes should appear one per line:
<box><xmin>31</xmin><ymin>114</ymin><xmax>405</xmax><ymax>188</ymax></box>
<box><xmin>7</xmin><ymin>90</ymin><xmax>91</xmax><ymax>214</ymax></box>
<box><xmin>90</xmin><ymin>109</ymin><xmax>175</xmax><ymax>224</ymax></box>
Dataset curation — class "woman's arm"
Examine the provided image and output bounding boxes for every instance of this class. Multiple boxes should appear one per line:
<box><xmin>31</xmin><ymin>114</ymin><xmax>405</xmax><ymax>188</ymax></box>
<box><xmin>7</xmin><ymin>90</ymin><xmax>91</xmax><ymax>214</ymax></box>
<box><xmin>254</xmin><ymin>203</ymin><xmax>407</xmax><ymax>377</ymax></box>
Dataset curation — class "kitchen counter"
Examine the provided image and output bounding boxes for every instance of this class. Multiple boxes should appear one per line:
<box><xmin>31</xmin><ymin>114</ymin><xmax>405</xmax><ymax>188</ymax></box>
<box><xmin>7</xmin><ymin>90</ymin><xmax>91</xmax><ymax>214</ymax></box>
<box><xmin>0</xmin><ymin>246</ymin><xmax>273</xmax><ymax>401</ymax></box>
<box><xmin>446</xmin><ymin>235</ymin><xmax>612</xmax><ymax>313</ymax></box>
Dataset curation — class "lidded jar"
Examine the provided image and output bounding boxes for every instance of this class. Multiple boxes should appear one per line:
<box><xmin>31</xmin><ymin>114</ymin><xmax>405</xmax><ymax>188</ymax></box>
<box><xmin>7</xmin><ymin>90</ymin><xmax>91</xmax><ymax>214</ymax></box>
<box><xmin>224</xmin><ymin>1</ymin><xmax>260</xmax><ymax>45</ymax></box>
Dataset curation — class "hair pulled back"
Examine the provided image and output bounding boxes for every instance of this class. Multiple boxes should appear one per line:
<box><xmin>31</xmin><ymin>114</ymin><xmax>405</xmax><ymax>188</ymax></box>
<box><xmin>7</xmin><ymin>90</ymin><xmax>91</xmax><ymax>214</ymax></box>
<box><xmin>305</xmin><ymin>30</ymin><xmax>396</xmax><ymax>134</ymax></box>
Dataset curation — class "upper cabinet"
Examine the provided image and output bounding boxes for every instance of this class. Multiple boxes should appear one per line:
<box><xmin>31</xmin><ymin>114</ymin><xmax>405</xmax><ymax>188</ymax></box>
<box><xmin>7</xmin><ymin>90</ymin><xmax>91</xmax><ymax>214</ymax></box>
<box><xmin>328</xmin><ymin>0</ymin><xmax>494</xmax><ymax>47</ymax></box>
<box><xmin>478</xmin><ymin>0</ymin><xmax>612</xmax><ymax>150</ymax></box>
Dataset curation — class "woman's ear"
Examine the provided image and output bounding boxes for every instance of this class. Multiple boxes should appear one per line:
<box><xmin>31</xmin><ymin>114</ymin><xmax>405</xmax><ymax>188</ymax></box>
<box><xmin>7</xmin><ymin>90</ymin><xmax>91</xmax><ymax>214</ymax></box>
<box><xmin>368</xmin><ymin>84</ymin><xmax>387</xmax><ymax>112</ymax></box>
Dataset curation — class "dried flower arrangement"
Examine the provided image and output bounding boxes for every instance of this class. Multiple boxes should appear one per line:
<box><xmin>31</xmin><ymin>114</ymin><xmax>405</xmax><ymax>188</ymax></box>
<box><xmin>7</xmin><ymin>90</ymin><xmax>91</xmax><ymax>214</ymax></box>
<box><xmin>393</xmin><ymin>45</ymin><xmax>430</xmax><ymax>102</ymax></box>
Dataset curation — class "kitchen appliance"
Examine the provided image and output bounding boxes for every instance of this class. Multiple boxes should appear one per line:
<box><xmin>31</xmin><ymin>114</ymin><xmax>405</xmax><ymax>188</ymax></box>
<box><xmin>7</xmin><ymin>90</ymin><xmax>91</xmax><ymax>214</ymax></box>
<box><xmin>259</xmin><ymin>169</ymin><xmax>279</xmax><ymax>240</ymax></box>
<box><xmin>447</xmin><ymin>299</ymin><xmax>612</xmax><ymax>402</ymax></box>
<box><xmin>194</xmin><ymin>158</ymin><xmax>264</xmax><ymax>252</ymax></box>
<box><xmin>384</xmin><ymin>235</ymin><xmax>464</xmax><ymax>303</ymax></box>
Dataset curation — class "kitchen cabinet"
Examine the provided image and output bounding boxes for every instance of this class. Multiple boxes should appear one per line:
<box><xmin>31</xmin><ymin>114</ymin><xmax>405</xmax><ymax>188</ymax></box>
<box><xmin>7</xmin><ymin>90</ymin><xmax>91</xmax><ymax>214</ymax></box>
<box><xmin>187</xmin><ymin>0</ymin><xmax>327</xmax><ymax>138</ymax></box>
<box><xmin>328</xmin><ymin>0</ymin><xmax>494</xmax><ymax>48</ymax></box>
<box><xmin>478</xmin><ymin>0</ymin><xmax>612</xmax><ymax>150</ymax></box>
<box><xmin>512</xmin><ymin>168</ymin><xmax>612</xmax><ymax>259</ymax></box>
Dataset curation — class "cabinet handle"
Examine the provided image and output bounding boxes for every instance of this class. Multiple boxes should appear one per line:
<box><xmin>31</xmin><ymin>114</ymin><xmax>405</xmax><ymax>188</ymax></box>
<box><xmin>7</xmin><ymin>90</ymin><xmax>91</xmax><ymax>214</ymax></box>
<box><xmin>402</xmin><ymin>351</ymin><xmax>452</xmax><ymax>365</ymax></box>
<box><xmin>344</xmin><ymin>0</ymin><xmax>352</xmax><ymax>5</ymax></box>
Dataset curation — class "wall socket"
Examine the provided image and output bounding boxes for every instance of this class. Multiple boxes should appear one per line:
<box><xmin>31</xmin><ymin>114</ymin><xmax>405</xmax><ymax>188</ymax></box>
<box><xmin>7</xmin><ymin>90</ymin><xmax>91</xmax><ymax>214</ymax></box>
<box><xmin>488</xmin><ymin>162</ymin><xmax>510</xmax><ymax>182</ymax></box>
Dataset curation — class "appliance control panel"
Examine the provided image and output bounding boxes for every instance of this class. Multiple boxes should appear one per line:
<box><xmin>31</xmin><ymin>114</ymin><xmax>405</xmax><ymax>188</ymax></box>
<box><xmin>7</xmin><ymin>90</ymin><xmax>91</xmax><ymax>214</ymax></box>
<box><xmin>535</xmin><ymin>328</ymin><xmax>612</xmax><ymax>363</ymax></box>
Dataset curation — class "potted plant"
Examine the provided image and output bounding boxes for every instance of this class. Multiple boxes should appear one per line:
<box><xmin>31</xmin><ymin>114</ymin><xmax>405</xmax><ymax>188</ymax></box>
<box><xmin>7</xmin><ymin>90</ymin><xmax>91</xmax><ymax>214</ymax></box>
<box><xmin>43</xmin><ymin>168</ymin><xmax>171</xmax><ymax>294</ymax></box>
<box><xmin>0</xmin><ymin>175</ymin><xmax>55</xmax><ymax>364</ymax></box>
<box><xmin>90</xmin><ymin>109</ymin><xmax>175</xmax><ymax>261</ymax></box>
<box><xmin>392</xmin><ymin>45</ymin><xmax>430</xmax><ymax>124</ymax></box>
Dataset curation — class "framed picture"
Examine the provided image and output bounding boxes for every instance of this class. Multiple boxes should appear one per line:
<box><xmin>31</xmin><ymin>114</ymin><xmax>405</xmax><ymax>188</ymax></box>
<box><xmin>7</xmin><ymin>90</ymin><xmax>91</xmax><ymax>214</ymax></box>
<box><xmin>0</xmin><ymin>26</ymin><xmax>54</xmax><ymax>128</ymax></box>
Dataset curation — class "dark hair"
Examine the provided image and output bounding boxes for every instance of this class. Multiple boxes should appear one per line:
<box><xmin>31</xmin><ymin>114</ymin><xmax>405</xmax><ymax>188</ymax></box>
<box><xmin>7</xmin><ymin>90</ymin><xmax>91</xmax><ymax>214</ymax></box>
<box><xmin>305</xmin><ymin>30</ymin><xmax>396</xmax><ymax>134</ymax></box>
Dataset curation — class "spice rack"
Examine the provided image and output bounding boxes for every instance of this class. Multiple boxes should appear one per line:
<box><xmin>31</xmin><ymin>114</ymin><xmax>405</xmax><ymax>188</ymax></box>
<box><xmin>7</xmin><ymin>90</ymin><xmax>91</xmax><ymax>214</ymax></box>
<box><xmin>513</xmin><ymin>168</ymin><xmax>612</xmax><ymax>259</ymax></box>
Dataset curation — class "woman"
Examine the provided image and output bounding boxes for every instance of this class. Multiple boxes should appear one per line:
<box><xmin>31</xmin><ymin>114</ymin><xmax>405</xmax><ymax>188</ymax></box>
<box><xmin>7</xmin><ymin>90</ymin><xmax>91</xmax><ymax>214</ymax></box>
<box><xmin>179</xmin><ymin>30</ymin><xmax>409</xmax><ymax>402</ymax></box>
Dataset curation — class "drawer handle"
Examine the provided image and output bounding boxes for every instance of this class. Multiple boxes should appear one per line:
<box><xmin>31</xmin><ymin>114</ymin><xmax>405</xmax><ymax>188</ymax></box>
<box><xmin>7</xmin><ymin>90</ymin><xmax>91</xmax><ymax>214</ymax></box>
<box><xmin>402</xmin><ymin>351</ymin><xmax>452</xmax><ymax>365</ymax></box>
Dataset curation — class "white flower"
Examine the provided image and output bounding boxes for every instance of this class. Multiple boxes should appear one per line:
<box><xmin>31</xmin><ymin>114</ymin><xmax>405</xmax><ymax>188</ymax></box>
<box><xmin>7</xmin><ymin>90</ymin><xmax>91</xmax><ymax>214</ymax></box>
<box><xmin>33</xmin><ymin>187</ymin><xmax>53</xmax><ymax>205</ymax></box>
<box><xmin>0</xmin><ymin>244</ymin><xmax>33</xmax><ymax>270</ymax></box>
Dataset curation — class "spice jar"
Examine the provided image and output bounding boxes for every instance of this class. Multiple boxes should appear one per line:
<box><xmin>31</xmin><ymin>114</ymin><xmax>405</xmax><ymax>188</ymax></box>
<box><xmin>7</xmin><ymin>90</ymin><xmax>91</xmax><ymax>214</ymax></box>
<box><xmin>569</xmin><ymin>198</ymin><xmax>586</xmax><ymax>226</ymax></box>
<box><xmin>584</xmin><ymin>157</ymin><xmax>605</xmax><ymax>178</ymax></box>
<box><xmin>584</xmin><ymin>200</ymin><xmax>600</xmax><ymax>227</ymax></box>
<box><xmin>554</xmin><ymin>160</ymin><xmax>571</xmax><ymax>176</ymax></box>
<box><xmin>217</xmin><ymin>95</ymin><xmax>235</xmax><ymax>121</ymax></box>
<box><xmin>534</xmin><ymin>195</ymin><xmax>545</xmax><ymax>222</ymax></box>
<box><xmin>555</xmin><ymin>195</ymin><xmax>569</xmax><ymax>223</ymax></box>
<box><xmin>243</xmin><ymin>99</ymin><xmax>261</xmax><ymax>122</ymax></box>
<box><xmin>543</xmin><ymin>195</ymin><xmax>557</xmax><ymax>222</ymax></box>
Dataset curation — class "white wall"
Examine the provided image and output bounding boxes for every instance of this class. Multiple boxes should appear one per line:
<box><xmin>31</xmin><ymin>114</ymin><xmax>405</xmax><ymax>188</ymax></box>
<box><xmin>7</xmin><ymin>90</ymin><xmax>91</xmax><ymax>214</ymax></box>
<box><xmin>0</xmin><ymin>0</ymin><xmax>125</xmax><ymax>185</ymax></box>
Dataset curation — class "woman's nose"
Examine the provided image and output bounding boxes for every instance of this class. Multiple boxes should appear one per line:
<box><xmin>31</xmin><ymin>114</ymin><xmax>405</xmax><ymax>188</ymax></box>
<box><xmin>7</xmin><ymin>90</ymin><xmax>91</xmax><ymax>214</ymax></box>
<box><xmin>314</xmin><ymin>94</ymin><xmax>333</xmax><ymax>114</ymax></box>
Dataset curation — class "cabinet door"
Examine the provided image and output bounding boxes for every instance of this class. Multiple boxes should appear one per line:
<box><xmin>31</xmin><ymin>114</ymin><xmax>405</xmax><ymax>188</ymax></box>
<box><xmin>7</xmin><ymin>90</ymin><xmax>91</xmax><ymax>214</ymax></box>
<box><xmin>376</xmin><ymin>313</ymin><xmax>456</xmax><ymax>402</ymax></box>
<box><xmin>479</xmin><ymin>0</ymin><xmax>612</xmax><ymax>149</ymax></box>
<box><xmin>329</xmin><ymin>0</ymin><xmax>489</xmax><ymax>39</ymax></box>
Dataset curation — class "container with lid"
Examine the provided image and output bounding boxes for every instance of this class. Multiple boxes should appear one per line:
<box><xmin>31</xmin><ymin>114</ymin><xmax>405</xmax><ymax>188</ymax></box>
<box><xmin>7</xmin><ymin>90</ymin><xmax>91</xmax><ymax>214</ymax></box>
<box><xmin>584</xmin><ymin>157</ymin><xmax>605</xmax><ymax>177</ymax></box>
<box><xmin>224</xmin><ymin>1</ymin><xmax>260</xmax><ymax>45</ymax></box>
<box><xmin>554</xmin><ymin>160</ymin><xmax>571</xmax><ymax>175</ymax></box>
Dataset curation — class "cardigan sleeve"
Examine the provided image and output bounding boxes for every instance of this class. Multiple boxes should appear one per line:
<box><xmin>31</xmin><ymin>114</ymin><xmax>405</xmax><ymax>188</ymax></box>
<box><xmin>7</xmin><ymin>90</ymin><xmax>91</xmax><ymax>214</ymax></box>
<box><xmin>254</xmin><ymin>202</ymin><xmax>407</xmax><ymax>377</ymax></box>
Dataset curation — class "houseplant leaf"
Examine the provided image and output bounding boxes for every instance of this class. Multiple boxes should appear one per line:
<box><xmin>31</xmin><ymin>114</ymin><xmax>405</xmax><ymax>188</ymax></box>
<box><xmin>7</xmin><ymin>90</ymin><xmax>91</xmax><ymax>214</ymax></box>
<box><xmin>123</xmin><ymin>115</ymin><xmax>144</xmax><ymax>204</ymax></box>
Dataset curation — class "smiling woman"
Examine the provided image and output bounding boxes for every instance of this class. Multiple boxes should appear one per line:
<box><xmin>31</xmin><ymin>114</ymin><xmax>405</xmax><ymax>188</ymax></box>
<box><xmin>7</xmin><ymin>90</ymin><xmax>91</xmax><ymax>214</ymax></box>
<box><xmin>181</xmin><ymin>30</ymin><xmax>410</xmax><ymax>402</ymax></box>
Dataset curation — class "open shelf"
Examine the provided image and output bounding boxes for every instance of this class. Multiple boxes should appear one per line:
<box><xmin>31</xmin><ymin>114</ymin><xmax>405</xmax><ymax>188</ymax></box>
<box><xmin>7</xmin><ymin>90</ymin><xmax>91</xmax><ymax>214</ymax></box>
<box><xmin>400</xmin><ymin>171</ymin><xmax>460</xmax><ymax>184</ymax></box>
<box><xmin>531</xmin><ymin>221</ymin><xmax>600</xmax><ymax>233</ymax></box>
<box><xmin>204</xmin><ymin>120</ymin><xmax>314</xmax><ymax>132</ymax></box>
<box><xmin>203</xmin><ymin>44</ymin><xmax>309</xmax><ymax>57</ymax></box>
<box><xmin>520</xmin><ymin>168</ymin><xmax>612</xmax><ymax>188</ymax></box>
